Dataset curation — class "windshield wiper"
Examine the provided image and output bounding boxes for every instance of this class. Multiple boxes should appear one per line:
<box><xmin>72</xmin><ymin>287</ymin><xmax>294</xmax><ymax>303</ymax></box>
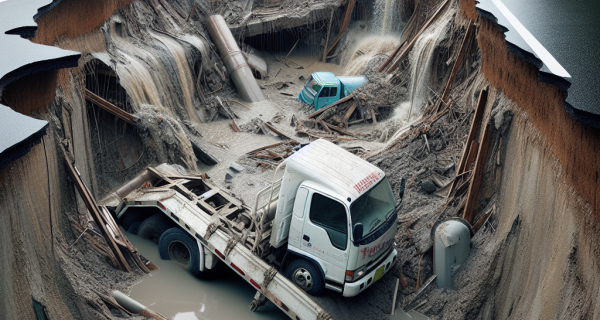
<box><xmin>369</xmin><ymin>218</ymin><xmax>381</xmax><ymax>232</ymax></box>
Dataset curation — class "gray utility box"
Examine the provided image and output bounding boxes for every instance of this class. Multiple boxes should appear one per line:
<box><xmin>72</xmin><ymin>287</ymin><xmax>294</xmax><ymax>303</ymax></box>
<box><xmin>433</xmin><ymin>219</ymin><xmax>472</xmax><ymax>289</ymax></box>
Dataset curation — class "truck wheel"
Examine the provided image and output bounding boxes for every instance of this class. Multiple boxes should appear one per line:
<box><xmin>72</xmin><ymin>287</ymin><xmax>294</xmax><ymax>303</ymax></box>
<box><xmin>120</xmin><ymin>211</ymin><xmax>146</xmax><ymax>231</ymax></box>
<box><xmin>138</xmin><ymin>214</ymin><xmax>174</xmax><ymax>244</ymax></box>
<box><xmin>127</xmin><ymin>221</ymin><xmax>143</xmax><ymax>235</ymax></box>
<box><xmin>158</xmin><ymin>228</ymin><xmax>203</xmax><ymax>277</ymax></box>
<box><xmin>287</xmin><ymin>259</ymin><xmax>324</xmax><ymax>296</ymax></box>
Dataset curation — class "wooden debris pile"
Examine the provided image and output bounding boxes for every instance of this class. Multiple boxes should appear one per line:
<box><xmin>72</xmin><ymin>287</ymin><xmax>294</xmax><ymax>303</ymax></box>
<box><xmin>246</xmin><ymin>140</ymin><xmax>299</xmax><ymax>170</ymax></box>
<box><xmin>63</xmin><ymin>147</ymin><xmax>158</xmax><ymax>273</ymax></box>
<box><xmin>292</xmin><ymin>76</ymin><xmax>397</xmax><ymax>142</ymax></box>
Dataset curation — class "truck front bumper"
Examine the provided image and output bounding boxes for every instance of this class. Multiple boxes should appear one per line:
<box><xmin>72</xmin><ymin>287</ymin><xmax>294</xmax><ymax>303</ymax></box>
<box><xmin>343</xmin><ymin>248</ymin><xmax>397</xmax><ymax>297</ymax></box>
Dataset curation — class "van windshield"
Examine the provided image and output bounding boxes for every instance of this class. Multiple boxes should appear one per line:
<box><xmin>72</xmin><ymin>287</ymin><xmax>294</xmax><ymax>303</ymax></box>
<box><xmin>350</xmin><ymin>177</ymin><xmax>396</xmax><ymax>238</ymax></box>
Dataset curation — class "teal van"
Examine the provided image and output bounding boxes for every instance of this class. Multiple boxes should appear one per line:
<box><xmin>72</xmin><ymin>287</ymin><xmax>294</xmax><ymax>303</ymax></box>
<box><xmin>298</xmin><ymin>72</ymin><xmax>367</xmax><ymax>110</ymax></box>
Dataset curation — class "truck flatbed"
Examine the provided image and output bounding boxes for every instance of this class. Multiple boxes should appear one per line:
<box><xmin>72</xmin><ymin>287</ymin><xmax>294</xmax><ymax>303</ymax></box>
<box><xmin>116</xmin><ymin>168</ymin><xmax>332</xmax><ymax>320</ymax></box>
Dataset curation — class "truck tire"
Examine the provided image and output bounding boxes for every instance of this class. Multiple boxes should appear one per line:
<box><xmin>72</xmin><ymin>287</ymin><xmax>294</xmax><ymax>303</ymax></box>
<box><xmin>158</xmin><ymin>228</ymin><xmax>203</xmax><ymax>277</ymax></box>
<box><xmin>120</xmin><ymin>211</ymin><xmax>147</xmax><ymax>231</ymax></box>
<box><xmin>287</xmin><ymin>259</ymin><xmax>324</xmax><ymax>296</ymax></box>
<box><xmin>127</xmin><ymin>220</ymin><xmax>143</xmax><ymax>235</ymax></box>
<box><xmin>138</xmin><ymin>214</ymin><xmax>174</xmax><ymax>244</ymax></box>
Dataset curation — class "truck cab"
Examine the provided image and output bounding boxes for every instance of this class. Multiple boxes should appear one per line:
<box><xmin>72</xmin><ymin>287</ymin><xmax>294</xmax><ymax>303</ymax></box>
<box><xmin>298</xmin><ymin>72</ymin><xmax>367</xmax><ymax>111</ymax></box>
<box><xmin>263</xmin><ymin>139</ymin><xmax>398</xmax><ymax>296</ymax></box>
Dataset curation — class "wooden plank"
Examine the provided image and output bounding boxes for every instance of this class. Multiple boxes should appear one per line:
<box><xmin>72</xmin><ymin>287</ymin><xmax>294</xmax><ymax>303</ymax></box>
<box><xmin>387</xmin><ymin>0</ymin><xmax>450</xmax><ymax>74</ymax></box>
<box><xmin>323</xmin><ymin>8</ymin><xmax>335</xmax><ymax>62</ymax></box>
<box><xmin>186</xmin><ymin>3</ymin><xmax>198</xmax><ymax>21</ymax></box>
<box><xmin>441</xmin><ymin>21</ymin><xmax>474</xmax><ymax>102</ymax></box>
<box><xmin>326</xmin><ymin>0</ymin><xmax>356</xmax><ymax>55</ymax></box>
<box><xmin>473</xmin><ymin>205</ymin><xmax>495</xmax><ymax>233</ymax></box>
<box><xmin>308</xmin><ymin>93</ymin><xmax>355</xmax><ymax>119</ymax></box>
<box><xmin>263</xmin><ymin>122</ymin><xmax>294</xmax><ymax>140</ymax></box>
<box><xmin>457</xmin><ymin>89</ymin><xmax>488</xmax><ymax>174</ymax></box>
<box><xmin>62</xmin><ymin>149</ymin><xmax>131</xmax><ymax>272</ymax></box>
<box><xmin>246</xmin><ymin>141</ymin><xmax>297</xmax><ymax>154</ymax></box>
<box><xmin>464</xmin><ymin>140</ymin><xmax>480</xmax><ymax>172</ymax></box>
<box><xmin>370</xmin><ymin>109</ymin><xmax>377</xmax><ymax>124</ymax></box>
<box><xmin>85</xmin><ymin>89</ymin><xmax>136</xmax><ymax>125</ymax></box>
<box><xmin>462</xmin><ymin>124</ymin><xmax>492</xmax><ymax>224</ymax></box>
<box><xmin>341</xmin><ymin>102</ymin><xmax>357</xmax><ymax>127</ymax></box>
<box><xmin>323</xmin><ymin>122</ymin><xmax>354</xmax><ymax>136</ymax></box>
<box><xmin>230</xmin><ymin>120</ymin><xmax>241</xmax><ymax>132</ymax></box>
<box><xmin>318</xmin><ymin>120</ymin><xmax>333</xmax><ymax>134</ymax></box>
<box><xmin>378</xmin><ymin>41</ymin><xmax>406</xmax><ymax>72</ymax></box>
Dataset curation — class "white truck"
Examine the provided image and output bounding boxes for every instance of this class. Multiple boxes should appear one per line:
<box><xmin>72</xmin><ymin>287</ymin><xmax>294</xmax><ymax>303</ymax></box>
<box><xmin>113</xmin><ymin>139</ymin><xmax>399</xmax><ymax>319</ymax></box>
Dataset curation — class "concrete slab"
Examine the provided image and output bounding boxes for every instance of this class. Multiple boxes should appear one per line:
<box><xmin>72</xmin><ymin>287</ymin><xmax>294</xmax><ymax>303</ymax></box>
<box><xmin>476</xmin><ymin>0</ymin><xmax>570</xmax><ymax>78</ymax></box>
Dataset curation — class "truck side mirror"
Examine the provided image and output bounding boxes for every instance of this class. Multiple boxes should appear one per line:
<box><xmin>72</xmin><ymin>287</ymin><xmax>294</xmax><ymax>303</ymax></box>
<box><xmin>353</xmin><ymin>223</ymin><xmax>363</xmax><ymax>242</ymax></box>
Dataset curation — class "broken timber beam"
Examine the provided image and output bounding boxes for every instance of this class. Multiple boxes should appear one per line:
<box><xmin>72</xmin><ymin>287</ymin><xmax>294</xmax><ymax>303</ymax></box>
<box><xmin>441</xmin><ymin>21</ymin><xmax>474</xmax><ymax>103</ymax></box>
<box><xmin>387</xmin><ymin>0</ymin><xmax>450</xmax><ymax>74</ymax></box>
<box><xmin>246</xmin><ymin>141</ymin><xmax>298</xmax><ymax>155</ymax></box>
<box><xmin>341</xmin><ymin>102</ymin><xmax>357</xmax><ymax>127</ymax></box>
<box><xmin>326</xmin><ymin>0</ymin><xmax>356</xmax><ymax>56</ymax></box>
<box><xmin>263</xmin><ymin>122</ymin><xmax>294</xmax><ymax>140</ymax></box>
<box><xmin>85</xmin><ymin>89</ymin><xmax>137</xmax><ymax>125</ymax></box>
<box><xmin>323</xmin><ymin>122</ymin><xmax>354</xmax><ymax>136</ymax></box>
<box><xmin>187</xmin><ymin>3</ymin><xmax>198</xmax><ymax>21</ymax></box>
<box><xmin>323</xmin><ymin>8</ymin><xmax>335</xmax><ymax>62</ymax></box>
<box><xmin>457</xmin><ymin>88</ymin><xmax>488</xmax><ymax>174</ymax></box>
<box><xmin>230</xmin><ymin>120</ymin><xmax>241</xmax><ymax>132</ymax></box>
<box><xmin>472</xmin><ymin>205</ymin><xmax>495</xmax><ymax>233</ymax></box>
<box><xmin>462</xmin><ymin>123</ymin><xmax>492</xmax><ymax>224</ymax></box>
<box><xmin>62</xmin><ymin>148</ymin><xmax>131</xmax><ymax>272</ymax></box>
<box><xmin>464</xmin><ymin>140</ymin><xmax>480</xmax><ymax>173</ymax></box>
<box><xmin>308</xmin><ymin>93</ymin><xmax>355</xmax><ymax>119</ymax></box>
<box><xmin>378</xmin><ymin>41</ymin><xmax>406</xmax><ymax>73</ymax></box>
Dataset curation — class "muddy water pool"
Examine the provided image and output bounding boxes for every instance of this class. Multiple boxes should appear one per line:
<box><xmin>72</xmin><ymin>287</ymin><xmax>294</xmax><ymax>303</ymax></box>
<box><xmin>127</xmin><ymin>233</ymin><xmax>287</xmax><ymax>320</ymax></box>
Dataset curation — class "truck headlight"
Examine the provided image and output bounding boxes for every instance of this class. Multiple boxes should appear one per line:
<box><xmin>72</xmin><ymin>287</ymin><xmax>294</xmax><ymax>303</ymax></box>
<box><xmin>345</xmin><ymin>266</ymin><xmax>366</xmax><ymax>282</ymax></box>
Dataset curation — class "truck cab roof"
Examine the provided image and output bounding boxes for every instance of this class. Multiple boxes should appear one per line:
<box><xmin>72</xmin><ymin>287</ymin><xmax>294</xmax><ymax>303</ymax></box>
<box><xmin>285</xmin><ymin>139</ymin><xmax>385</xmax><ymax>200</ymax></box>
<box><xmin>311</xmin><ymin>72</ymin><xmax>340</xmax><ymax>86</ymax></box>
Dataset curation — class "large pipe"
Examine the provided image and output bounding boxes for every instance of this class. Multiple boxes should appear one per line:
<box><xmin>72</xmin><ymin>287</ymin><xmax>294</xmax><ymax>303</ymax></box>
<box><xmin>112</xmin><ymin>291</ymin><xmax>168</xmax><ymax>320</ymax></box>
<box><xmin>207</xmin><ymin>15</ymin><xmax>265</xmax><ymax>102</ymax></box>
<box><xmin>100</xmin><ymin>169</ymin><xmax>157</xmax><ymax>205</ymax></box>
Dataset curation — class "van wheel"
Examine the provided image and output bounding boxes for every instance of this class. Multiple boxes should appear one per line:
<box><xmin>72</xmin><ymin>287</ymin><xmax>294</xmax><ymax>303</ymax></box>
<box><xmin>158</xmin><ymin>228</ymin><xmax>203</xmax><ymax>277</ymax></box>
<box><xmin>138</xmin><ymin>214</ymin><xmax>174</xmax><ymax>244</ymax></box>
<box><xmin>287</xmin><ymin>259</ymin><xmax>324</xmax><ymax>296</ymax></box>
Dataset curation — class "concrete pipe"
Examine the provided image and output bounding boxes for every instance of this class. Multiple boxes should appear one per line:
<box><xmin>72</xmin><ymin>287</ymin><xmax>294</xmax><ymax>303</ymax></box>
<box><xmin>112</xmin><ymin>290</ymin><xmax>167</xmax><ymax>320</ymax></box>
<box><xmin>207</xmin><ymin>15</ymin><xmax>265</xmax><ymax>102</ymax></box>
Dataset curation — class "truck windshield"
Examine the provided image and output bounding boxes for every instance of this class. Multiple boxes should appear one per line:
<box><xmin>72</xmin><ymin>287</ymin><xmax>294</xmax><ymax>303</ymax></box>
<box><xmin>350</xmin><ymin>177</ymin><xmax>395</xmax><ymax>238</ymax></box>
<box><xmin>306</xmin><ymin>77</ymin><xmax>321</xmax><ymax>93</ymax></box>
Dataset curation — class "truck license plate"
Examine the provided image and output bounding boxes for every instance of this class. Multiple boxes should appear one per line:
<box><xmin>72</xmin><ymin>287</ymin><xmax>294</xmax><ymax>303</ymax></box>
<box><xmin>374</xmin><ymin>266</ymin><xmax>385</xmax><ymax>282</ymax></box>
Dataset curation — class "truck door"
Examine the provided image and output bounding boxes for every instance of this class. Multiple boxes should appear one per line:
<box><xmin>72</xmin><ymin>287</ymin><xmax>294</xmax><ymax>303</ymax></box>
<box><xmin>315</xmin><ymin>86</ymin><xmax>339</xmax><ymax>110</ymax></box>
<box><xmin>300</xmin><ymin>190</ymin><xmax>349</xmax><ymax>284</ymax></box>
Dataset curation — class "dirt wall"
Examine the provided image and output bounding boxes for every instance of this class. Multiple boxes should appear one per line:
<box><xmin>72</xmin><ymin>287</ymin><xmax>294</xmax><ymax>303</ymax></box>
<box><xmin>448</xmin><ymin>1</ymin><xmax>600</xmax><ymax>318</ymax></box>
<box><xmin>0</xmin><ymin>1</ymin><xmax>144</xmax><ymax>318</ymax></box>
<box><xmin>0</xmin><ymin>130</ymin><xmax>82</xmax><ymax>319</ymax></box>
<box><xmin>475</xmin><ymin>6</ymin><xmax>600</xmax><ymax>229</ymax></box>
<box><xmin>32</xmin><ymin>0</ymin><xmax>134</xmax><ymax>46</ymax></box>
<box><xmin>488</xmin><ymin>109</ymin><xmax>598</xmax><ymax>319</ymax></box>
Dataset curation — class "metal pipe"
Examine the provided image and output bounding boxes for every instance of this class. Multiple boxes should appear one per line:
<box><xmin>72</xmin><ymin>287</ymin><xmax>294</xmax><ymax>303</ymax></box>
<box><xmin>100</xmin><ymin>169</ymin><xmax>157</xmax><ymax>204</ymax></box>
<box><xmin>112</xmin><ymin>291</ymin><xmax>168</xmax><ymax>320</ymax></box>
<box><xmin>207</xmin><ymin>15</ymin><xmax>265</xmax><ymax>102</ymax></box>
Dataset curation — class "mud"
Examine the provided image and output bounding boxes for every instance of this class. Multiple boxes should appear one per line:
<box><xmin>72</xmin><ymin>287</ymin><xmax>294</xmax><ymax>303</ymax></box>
<box><xmin>127</xmin><ymin>233</ymin><xmax>286</xmax><ymax>320</ymax></box>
